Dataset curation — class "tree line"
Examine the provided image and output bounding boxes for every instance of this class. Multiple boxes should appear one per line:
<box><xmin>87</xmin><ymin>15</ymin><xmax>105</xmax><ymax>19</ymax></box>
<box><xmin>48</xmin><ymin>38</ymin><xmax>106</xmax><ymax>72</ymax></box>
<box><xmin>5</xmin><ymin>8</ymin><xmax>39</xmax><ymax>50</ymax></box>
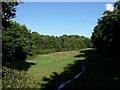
<box><xmin>32</xmin><ymin>32</ymin><xmax>92</xmax><ymax>54</ymax></box>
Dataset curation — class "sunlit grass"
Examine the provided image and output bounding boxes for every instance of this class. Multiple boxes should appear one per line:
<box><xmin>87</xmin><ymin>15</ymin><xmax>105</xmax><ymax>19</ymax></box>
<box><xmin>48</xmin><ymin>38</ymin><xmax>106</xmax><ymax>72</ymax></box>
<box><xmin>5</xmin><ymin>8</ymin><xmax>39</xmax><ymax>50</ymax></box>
<box><xmin>26</xmin><ymin>50</ymin><xmax>85</xmax><ymax>88</ymax></box>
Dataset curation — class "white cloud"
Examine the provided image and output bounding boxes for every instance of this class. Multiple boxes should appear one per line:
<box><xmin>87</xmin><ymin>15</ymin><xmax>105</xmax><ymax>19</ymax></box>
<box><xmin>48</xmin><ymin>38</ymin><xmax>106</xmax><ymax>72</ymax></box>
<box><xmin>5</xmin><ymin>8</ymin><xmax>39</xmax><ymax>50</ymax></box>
<box><xmin>105</xmin><ymin>3</ymin><xmax>114</xmax><ymax>11</ymax></box>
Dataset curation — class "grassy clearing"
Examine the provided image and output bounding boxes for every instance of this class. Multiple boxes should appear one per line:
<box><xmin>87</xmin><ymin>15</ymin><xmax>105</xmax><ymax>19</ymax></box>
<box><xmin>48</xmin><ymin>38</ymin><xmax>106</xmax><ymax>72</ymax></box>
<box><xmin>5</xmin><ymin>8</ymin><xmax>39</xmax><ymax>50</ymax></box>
<box><xmin>26</xmin><ymin>50</ymin><xmax>86</xmax><ymax>88</ymax></box>
<box><xmin>3</xmin><ymin>48</ymin><xmax>120</xmax><ymax>89</ymax></box>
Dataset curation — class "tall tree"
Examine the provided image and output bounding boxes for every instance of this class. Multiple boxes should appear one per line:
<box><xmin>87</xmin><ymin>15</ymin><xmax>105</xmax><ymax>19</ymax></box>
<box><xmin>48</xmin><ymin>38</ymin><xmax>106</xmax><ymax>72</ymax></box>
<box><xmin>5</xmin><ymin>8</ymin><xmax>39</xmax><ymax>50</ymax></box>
<box><xmin>91</xmin><ymin>0</ymin><xmax>120</xmax><ymax>51</ymax></box>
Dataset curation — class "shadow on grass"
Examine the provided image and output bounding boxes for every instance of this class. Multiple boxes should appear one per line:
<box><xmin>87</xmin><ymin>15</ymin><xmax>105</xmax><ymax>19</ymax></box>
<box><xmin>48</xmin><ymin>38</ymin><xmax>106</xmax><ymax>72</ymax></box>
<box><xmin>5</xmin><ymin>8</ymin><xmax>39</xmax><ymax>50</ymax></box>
<box><xmin>3</xmin><ymin>46</ymin><xmax>36</xmax><ymax>71</ymax></box>
<box><xmin>40</xmin><ymin>49</ymin><xmax>97</xmax><ymax>90</ymax></box>
<box><xmin>62</xmin><ymin>49</ymin><xmax>120</xmax><ymax>89</ymax></box>
<box><xmin>41</xmin><ymin>49</ymin><xmax>120</xmax><ymax>89</ymax></box>
<box><xmin>5</xmin><ymin>59</ymin><xmax>36</xmax><ymax>71</ymax></box>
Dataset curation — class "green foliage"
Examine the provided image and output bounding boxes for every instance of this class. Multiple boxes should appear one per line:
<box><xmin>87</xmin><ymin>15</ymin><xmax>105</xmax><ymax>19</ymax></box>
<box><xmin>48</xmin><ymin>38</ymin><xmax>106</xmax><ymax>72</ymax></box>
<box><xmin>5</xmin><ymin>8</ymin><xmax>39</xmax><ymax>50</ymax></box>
<box><xmin>2</xmin><ymin>66</ymin><xmax>37</xmax><ymax>88</ymax></box>
<box><xmin>91</xmin><ymin>0</ymin><xmax>120</xmax><ymax>51</ymax></box>
<box><xmin>2</xmin><ymin>1</ymin><xmax>21</xmax><ymax>27</ymax></box>
<box><xmin>31</xmin><ymin>33</ymin><xmax>92</xmax><ymax>54</ymax></box>
<box><xmin>2</xmin><ymin>21</ymin><xmax>34</xmax><ymax>63</ymax></box>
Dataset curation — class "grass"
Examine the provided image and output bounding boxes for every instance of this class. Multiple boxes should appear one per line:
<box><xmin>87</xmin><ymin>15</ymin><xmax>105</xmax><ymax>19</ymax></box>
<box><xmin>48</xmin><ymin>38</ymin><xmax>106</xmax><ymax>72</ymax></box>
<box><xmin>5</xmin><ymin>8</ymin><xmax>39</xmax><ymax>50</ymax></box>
<box><xmin>26</xmin><ymin>50</ymin><xmax>86</xmax><ymax>88</ymax></box>
<box><xmin>62</xmin><ymin>49</ymin><xmax>120</xmax><ymax>89</ymax></box>
<box><xmin>38</xmin><ymin>49</ymin><xmax>120</xmax><ymax>89</ymax></box>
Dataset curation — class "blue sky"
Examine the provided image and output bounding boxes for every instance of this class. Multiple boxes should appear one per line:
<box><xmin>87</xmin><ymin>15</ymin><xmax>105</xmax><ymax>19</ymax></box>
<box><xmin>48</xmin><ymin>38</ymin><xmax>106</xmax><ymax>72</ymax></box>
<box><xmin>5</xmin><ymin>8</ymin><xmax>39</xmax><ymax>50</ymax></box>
<box><xmin>13</xmin><ymin>2</ymin><xmax>115</xmax><ymax>37</ymax></box>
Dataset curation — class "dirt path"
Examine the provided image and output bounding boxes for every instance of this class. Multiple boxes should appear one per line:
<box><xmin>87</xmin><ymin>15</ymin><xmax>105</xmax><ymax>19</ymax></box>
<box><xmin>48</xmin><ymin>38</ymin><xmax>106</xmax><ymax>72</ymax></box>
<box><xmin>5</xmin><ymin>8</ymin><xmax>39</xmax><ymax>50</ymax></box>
<box><xmin>48</xmin><ymin>51</ymin><xmax>80</xmax><ymax>56</ymax></box>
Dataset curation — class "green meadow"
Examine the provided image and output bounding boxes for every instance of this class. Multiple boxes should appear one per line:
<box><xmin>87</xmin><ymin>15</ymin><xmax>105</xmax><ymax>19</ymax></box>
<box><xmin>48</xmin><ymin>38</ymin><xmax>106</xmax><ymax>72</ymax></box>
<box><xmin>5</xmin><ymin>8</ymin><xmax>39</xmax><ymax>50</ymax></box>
<box><xmin>26</xmin><ymin>50</ymin><xmax>85</xmax><ymax>88</ymax></box>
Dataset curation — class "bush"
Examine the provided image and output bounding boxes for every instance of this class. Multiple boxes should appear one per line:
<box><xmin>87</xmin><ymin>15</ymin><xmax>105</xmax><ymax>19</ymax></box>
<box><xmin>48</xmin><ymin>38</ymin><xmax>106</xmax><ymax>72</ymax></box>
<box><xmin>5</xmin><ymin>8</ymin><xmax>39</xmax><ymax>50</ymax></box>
<box><xmin>2</xmin><ymin>67</ymin><xmax>37</xmax><ymax>88</ymax></box>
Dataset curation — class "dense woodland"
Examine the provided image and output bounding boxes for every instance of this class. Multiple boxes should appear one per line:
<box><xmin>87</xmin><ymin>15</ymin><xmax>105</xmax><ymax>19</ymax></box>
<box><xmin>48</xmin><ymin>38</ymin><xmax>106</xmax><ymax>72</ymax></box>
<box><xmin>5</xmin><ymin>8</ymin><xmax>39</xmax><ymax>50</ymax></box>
<box><xmin>1</xmin><ymin>0</ymin><xmax>120</xmax><ymax>89</ymax></box>
<box><xmin>91</xmin><ymin>1</ymin><xmax>120</xmax><ymax>52</ymax></box>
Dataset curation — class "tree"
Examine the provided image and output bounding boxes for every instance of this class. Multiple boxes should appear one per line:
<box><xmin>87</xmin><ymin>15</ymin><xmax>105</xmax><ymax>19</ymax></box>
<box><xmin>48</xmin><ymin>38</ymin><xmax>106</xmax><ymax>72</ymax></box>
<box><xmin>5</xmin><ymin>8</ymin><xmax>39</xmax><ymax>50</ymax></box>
<box><xmin>91</xmin><ymin>0</ymin><xmax>120</xmax><ymax>51</ymax></box>
<box><xmin>2</xmin><ymin>1</ymin><xmax>21</xmax><ymax>27</ymax></box>
<box><xmin>2</xmin><ymin>21</ymin><xmax>34</xmax><ymax>63</ymax></box>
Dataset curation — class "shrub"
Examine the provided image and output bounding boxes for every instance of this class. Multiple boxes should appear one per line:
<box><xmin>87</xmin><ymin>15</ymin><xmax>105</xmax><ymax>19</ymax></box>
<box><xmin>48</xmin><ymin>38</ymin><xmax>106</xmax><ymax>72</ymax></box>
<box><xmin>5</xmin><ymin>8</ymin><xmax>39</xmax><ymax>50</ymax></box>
<box><xmin>2</xmin><ymin>67</ymin><xmax>37</xmax><ymax>88</ymax></box>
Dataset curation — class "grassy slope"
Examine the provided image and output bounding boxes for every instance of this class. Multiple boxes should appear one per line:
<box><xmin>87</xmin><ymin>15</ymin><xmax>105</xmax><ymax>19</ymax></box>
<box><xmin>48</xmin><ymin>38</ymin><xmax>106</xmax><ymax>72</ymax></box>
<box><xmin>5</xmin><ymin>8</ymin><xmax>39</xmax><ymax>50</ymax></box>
<box><xmin>5</xmin><ymin>48</ymin><xmax>119</xmax><ymax>89</ymax></box>
<box><xmin>26</xmin><ymin>50</ymin><xmax>84</xmax><ymax>88</ymax></box>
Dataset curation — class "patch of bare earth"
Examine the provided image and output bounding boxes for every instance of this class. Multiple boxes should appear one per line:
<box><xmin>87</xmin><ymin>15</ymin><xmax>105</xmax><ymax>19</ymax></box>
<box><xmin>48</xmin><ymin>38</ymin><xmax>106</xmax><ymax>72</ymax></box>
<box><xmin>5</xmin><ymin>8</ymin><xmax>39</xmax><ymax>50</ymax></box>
<box><xmin>48</xmin><ymin>51</ymin><xmax>80</xmax><ymax>56</ymax></box>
